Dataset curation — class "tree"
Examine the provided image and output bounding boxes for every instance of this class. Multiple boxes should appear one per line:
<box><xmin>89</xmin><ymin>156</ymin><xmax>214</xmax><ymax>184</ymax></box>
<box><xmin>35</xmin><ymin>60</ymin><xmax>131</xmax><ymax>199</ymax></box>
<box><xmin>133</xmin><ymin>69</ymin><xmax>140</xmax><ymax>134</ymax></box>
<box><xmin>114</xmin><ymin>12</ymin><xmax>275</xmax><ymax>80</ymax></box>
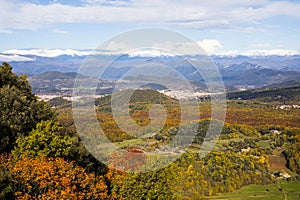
<box><xmin>0</xmin><ymin>154</ymin><xmax>13</xmax><ymax>200</ymax></box>
<box><xmin>56</xmin><ymin>108</ymin><xmax>108</xmax><ymax>175</ymax></box>
<box><xmin>111</xmin><ymin>168</ymin><xmax>174</xmax><ymax>200</ymax></box>
<box><xmin>0</xmin><ymin>62</ymin><xmax>31</xmax><ymax>92</ymax></box>
<box><xmin>0</xmin><ymin>62</ymin><xmax>55</xmax><ymax>153</ymax></box>
<box><xmin>8</xmin><ymin>156</ymin><xmax>109</xmax><ymax>199</ymax></box>
<box><xmin>12</xmin><ymin>120</ymin><xmax>73</xmax><ymax>158</ymax></box>
<box><xmin>283</xmin><ymin>142</ymin><xmax>300</xmax><ymax>174</ymax></box>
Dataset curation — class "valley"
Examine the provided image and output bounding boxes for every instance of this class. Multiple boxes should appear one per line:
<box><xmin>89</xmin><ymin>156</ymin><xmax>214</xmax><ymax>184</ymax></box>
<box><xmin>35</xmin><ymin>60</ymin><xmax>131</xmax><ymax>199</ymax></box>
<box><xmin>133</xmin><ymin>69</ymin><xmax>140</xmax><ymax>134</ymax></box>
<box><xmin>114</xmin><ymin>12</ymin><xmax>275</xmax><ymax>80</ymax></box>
<box><xmin>1</xmin><ymin>60</ymin><xmax>299</xmax><ymax>199</ymax></box>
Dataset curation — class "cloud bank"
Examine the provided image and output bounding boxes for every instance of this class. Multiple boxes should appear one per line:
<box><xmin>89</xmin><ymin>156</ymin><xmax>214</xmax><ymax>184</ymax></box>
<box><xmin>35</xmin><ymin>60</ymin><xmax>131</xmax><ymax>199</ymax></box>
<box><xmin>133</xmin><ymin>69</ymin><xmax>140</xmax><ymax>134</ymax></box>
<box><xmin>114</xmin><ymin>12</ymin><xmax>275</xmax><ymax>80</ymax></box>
<box><xmin>0</xmin><ymin>53</ymin><xmax>35</xmax><ymax>62</ymax></box>
<box><xmin>1</xmin><ymin>39</ymin><xmax>299</xmax><ymax>61</ymax></box>
<box><xmin>0</xmin><ymin>0</ymin><xmax>300</xmax><ymax>31</ymax></box>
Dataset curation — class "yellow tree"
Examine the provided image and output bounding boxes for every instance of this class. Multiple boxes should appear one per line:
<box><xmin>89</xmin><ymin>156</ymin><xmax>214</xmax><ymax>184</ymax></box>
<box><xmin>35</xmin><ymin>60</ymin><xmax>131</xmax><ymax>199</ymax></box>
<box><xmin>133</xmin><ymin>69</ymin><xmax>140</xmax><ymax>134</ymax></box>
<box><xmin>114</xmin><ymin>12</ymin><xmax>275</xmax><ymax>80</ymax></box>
<box><xmin>9</xmin><ymin>156</ymin><xmax>109</xmax><ymax>199</ymax></box>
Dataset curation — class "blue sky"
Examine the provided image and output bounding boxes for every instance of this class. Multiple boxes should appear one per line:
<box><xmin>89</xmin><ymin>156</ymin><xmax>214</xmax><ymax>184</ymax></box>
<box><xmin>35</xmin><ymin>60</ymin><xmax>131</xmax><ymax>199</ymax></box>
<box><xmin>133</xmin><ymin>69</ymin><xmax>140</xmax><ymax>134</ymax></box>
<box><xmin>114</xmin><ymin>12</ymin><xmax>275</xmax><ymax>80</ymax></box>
<box><xmin>0</xmin><ymin>0</ymin><xmax>300</xmax><ymax>56</ymax></box>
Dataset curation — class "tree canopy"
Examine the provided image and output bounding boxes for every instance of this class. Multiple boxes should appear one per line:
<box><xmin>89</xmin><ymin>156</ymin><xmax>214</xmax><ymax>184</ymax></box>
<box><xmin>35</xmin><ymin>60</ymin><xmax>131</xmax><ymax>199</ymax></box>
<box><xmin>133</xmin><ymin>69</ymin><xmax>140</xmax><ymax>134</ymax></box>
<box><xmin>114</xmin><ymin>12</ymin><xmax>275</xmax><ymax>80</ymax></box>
<box><xmin>12</xmin><ymin>120</ymin><xmax>73</xmax><ymax>158</ymax></box>
<box><xmin>0</xmin><ymin>62</ymin><xmax>55</xmax><ymax>153</ymax></box>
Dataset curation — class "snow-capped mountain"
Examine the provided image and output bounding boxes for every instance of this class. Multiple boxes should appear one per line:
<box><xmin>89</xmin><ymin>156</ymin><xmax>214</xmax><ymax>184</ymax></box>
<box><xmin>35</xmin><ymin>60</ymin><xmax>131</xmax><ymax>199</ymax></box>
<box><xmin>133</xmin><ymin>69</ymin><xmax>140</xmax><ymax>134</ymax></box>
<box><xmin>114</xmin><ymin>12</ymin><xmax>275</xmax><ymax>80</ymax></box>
<box><xmin>1</xmin><ymin>48</ymin><xmax>300</xmax><ymax>88</ymax></box>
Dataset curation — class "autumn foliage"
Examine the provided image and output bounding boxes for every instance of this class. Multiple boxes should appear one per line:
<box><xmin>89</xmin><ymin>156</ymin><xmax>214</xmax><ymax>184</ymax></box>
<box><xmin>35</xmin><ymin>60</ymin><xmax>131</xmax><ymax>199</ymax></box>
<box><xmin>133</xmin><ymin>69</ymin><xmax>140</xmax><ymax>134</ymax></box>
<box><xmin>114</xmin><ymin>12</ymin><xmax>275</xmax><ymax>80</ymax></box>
<box><xmin>1</xmin><ymin>155</ymin><xmax>109</xmax><ymax>200</ymax></box>
<box><xmin>1</xmin><ymin>63</ymin><xmax>300</xmax><ymax>199</ymax></box>
<box><xmin>109</xmin><ymin>147</ymin><xmax>146</xmax><ymax>172</ymax></box>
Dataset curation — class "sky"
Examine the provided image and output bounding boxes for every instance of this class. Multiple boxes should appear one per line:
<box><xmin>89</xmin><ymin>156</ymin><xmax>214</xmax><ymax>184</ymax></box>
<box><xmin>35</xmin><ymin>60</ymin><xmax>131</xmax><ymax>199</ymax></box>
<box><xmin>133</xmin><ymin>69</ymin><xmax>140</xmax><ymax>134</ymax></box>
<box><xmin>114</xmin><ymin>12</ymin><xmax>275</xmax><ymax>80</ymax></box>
<box><xmin>0</xmin><ymin>0</ymin><xmax>300</xmax><ymax>56</ymax></box>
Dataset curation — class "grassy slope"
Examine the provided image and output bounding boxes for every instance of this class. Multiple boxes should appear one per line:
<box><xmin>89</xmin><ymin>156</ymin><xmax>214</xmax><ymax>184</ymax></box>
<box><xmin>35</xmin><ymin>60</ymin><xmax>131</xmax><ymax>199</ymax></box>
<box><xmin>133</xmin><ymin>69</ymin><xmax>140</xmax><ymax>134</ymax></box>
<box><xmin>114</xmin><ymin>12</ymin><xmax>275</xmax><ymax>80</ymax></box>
<box><xmin>207</xmin><ymin>181</ymin><xmax>300</xmax><ymax>200</ymax></box>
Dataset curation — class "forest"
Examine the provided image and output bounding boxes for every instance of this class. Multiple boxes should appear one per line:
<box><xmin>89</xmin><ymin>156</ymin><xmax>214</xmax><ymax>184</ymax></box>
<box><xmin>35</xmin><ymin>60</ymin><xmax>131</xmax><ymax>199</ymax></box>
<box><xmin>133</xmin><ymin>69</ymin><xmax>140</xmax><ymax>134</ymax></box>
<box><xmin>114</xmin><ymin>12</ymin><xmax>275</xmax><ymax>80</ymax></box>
<box><xmin>0</xmin><ymin>62</ymin><xmax>299</xmax><ymax>199</ymax></box>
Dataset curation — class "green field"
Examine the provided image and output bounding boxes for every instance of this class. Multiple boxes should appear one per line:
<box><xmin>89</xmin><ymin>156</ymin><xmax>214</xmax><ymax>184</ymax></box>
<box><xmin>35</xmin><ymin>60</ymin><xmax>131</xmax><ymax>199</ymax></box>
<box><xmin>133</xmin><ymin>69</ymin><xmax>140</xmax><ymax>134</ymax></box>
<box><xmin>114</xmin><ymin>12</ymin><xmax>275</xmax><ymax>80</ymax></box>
<box><xmin>207</xmin><ymin>181</ymin><xmax>300</xmax><ymax>200</ymax></box>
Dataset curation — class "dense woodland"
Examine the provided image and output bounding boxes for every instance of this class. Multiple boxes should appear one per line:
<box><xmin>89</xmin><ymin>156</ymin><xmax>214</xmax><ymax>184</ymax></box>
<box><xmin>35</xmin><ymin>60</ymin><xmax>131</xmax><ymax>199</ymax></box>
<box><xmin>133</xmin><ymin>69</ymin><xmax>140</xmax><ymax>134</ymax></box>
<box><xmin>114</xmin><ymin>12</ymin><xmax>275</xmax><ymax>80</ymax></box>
<box><xmin>227</xmin><ymin>84</ymin><xmax>300</xmax><ymax>102</ymax></box>
<box><xmin>0</xmin><ymin>62</ymin><xmax>299</xmax><ymax>199</ymax></box>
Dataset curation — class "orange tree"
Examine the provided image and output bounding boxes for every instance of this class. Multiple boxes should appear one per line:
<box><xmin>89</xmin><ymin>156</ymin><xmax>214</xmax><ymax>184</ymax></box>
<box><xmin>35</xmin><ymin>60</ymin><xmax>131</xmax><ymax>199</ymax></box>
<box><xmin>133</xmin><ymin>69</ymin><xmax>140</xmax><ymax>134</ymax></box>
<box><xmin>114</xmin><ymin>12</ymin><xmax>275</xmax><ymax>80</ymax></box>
<box><xmin>2</xmin><ymin>156</ymin><xmax>109</xmax><ymax>199</ymax></box>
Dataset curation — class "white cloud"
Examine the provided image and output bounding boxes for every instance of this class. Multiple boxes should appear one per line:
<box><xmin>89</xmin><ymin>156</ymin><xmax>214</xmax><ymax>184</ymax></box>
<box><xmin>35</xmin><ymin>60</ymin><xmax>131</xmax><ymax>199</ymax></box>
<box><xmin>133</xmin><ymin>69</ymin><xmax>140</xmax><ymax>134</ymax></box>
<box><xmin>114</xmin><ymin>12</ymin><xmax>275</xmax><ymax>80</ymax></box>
<box><xmin>1</xmin><ymin>49</ymin><xmax>92</xmax><ymax>57</ymax></box>
<box><xmin>0</xmin><ymin>53</ymin><xmax>34</xmax><ymax>62</ymax></box>
<box><xmin>249</xmin><ymin>43</ymin><xmax>272</xmax><ymax>48</ymax></box>
<box><xmin>0</xmin><ymin>29</ymin><xmax>14</xmax><ymax>34</ymax></box>
<box><xmin>197</xmin><ymin>39</ymin><xmax>222</xmax><ymax>55</ymax></box>
<box><xmin>116</xmin><ymin>39</ymin><xmax>300</xmax><ymax>57</ymax></box>
<box><xmin>83</xmin><ymin>0</ymin><xmax>132</xmax><ymax>6</ymax></box>
<box><xmin>104</xmin><ymin>41</ymin><xmax>132</xmax><ymax>51</ymax></box>
<box><xmin>242</xmin><ymin>49</ymin><xmax>300</xmax><ymax>57</ymax></box>
<box><xmin>1</xmin><ymin>48</ymin><xmax>127</xmax><ymax>57</ymax></box>
<box><xmin>0</xmin><ymin>0</ymin><xmax>300</xmax><ymax>31</ymax></box>
<box><xmin>152</xmin><ymin>41</ymin><xmax>204</xmax><ymax>56</ymax></box>
<box><xmin>151</xmin><ymin>39</ymin><xmax>226</xmax><ymax>56</ymax></box>
<box><xmin>2</xmin><ymin>39</ymin><xmax>300</xmax><ymax>59</ymax></box>
<box><xmin>101</xmin><ymin>40</ymin><xmax>221</xmax><ymax>56</ymax></box>
<box><xmin>101</xmin><ymin>39</ymin><xmax>225</xmax><ymax>56</ymax></box>
<box><xmin>128</xmin><ymin>48</ymin><xmax>174</xmax><ymax>57</ymax></box>
<box><xmin>53</xmin><ymin>29</ymin><xmax>68</xmax><ymax>34</ymax></box>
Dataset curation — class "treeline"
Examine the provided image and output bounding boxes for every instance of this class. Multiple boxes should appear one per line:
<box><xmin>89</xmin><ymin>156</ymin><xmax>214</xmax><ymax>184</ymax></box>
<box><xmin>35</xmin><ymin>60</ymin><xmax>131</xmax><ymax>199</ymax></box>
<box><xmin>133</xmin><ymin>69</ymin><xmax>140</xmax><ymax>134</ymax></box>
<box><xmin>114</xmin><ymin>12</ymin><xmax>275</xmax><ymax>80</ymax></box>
<box><xmin>109</xmin><ymin>151</ymin><xmax>273</xmax><ymax>199</ymax></box>
<box><xmin>159</xmin><ymin>119</ymin><xmax>260</xmax><ymax>146</ymax></box>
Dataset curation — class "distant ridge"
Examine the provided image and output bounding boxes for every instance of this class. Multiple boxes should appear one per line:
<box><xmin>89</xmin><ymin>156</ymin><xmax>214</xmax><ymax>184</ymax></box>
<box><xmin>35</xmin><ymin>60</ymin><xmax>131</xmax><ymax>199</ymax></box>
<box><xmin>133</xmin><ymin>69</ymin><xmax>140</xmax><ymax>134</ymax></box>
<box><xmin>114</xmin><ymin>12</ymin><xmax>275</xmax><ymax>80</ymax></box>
<box><xmin>227</xmin><ymin>84</ymin><xmax>300</xmax><ymax>102</ymax></box>
<box><xmin>34</xmin><ymin>71</ymin><xmax>88</xmax><ymax>80</ymax></box>
<box><xmin>3</xmin><ymin>52</ymin><xmax>300</xmax><ymax>90</ymax></box>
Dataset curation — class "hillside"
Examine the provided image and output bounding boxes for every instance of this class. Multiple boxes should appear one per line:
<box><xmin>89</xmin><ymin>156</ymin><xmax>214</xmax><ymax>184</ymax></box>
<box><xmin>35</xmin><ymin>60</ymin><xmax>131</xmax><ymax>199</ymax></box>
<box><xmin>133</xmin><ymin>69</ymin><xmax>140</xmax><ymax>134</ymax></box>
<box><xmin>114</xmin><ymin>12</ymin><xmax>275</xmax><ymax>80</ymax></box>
<box><xmin>28</xmin><ymin>71</ymin><xmax>114</xmax><ymax>95</ymax></box>
<box><xmin>227</xmin><ymin>84</ymin><xmax>300</xmax><ymax>101</ymax></box>
<box><xmin>34</xmin><ymin>71</ymin><xmax>88</xmax><ymax>80</ymax></box>
<box><xmin>221</xmin><ymin>68</ymin><xmax>300</xmax><ymax>87</ymax></box>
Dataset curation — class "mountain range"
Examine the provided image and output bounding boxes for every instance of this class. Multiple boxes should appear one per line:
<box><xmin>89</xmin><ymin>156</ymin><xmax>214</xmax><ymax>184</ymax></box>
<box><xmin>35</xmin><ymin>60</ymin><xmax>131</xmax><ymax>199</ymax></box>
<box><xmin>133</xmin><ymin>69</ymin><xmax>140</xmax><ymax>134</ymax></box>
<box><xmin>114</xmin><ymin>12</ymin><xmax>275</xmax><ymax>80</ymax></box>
<box><xmin>1</xmin><ymin>51</ymin><xmax>300</xmax><ymax>90</ymax></box>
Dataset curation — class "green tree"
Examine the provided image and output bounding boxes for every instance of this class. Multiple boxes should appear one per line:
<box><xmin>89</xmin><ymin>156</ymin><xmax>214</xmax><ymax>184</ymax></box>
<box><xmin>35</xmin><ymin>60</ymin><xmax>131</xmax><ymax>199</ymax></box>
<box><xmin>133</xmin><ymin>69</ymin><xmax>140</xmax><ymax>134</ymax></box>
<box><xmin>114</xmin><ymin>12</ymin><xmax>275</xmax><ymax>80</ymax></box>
<box><xmin>12</xmin><ymin>120</ymin><xmax>73</xmax><ymax>158</ymax></box>
<box><xmin>111</xmin><ymin>168</ymin><xmax>174</xmax><ymax>200</ymax></box>
<box><xmin>283</xmin><ymin>142</ymin><xmax>300</xmax><ymax>174</ymax></box>
<box><xmin>0</xmin><ymin>62</ymin><xmax>54</xmax><ymax>153</ymax></box>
